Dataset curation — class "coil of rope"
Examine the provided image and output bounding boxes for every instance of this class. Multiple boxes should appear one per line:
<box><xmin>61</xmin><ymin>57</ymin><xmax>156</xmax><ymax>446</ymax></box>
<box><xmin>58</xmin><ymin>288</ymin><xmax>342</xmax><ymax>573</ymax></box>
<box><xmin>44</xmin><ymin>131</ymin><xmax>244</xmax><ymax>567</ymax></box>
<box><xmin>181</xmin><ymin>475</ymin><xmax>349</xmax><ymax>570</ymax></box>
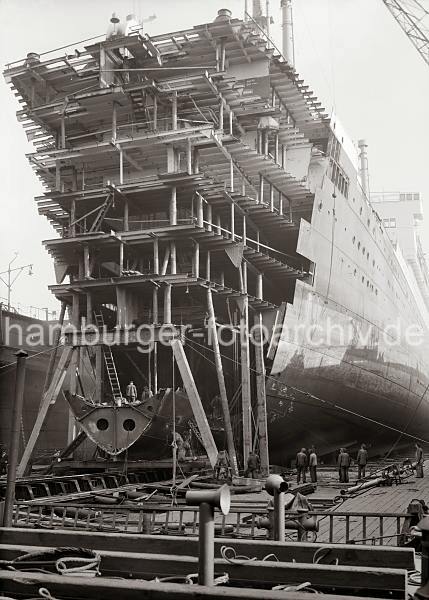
<box><xmin>220</xmin><ymin>545</ymin><xmax>279</xmax><ymax>564</ymax></box>
<box><xmin>55</xmin><ymin>555</ymin><xmax>101</xmax><ymax>577</ymax></box>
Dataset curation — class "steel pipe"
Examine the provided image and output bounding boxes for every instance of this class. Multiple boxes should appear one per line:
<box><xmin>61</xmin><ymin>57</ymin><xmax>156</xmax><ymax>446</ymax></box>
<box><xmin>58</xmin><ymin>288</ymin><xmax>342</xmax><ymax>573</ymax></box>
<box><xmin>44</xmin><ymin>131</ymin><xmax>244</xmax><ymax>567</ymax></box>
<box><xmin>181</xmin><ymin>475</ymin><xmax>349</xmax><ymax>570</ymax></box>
<box><xmin>186</xmin><ymin>484</ymin><xmax>230</xmax><ymax>586</ymax></box>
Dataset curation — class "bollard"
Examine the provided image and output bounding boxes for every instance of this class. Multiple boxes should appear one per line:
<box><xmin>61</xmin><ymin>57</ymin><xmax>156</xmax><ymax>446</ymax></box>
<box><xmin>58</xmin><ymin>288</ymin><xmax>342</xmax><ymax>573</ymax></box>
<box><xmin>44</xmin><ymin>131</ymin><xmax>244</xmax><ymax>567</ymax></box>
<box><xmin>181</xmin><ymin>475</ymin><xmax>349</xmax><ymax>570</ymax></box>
<box><xmin>186</xmin><ymin>484</ymin><xmax>230</xmax><ymax>586</ymax></box>
<box><xmin>265</xmin><ymin>474</ymin><xmax>290</xmax><ymax>542</ymax></box>
<box><xmin>3</xmin><ymin>351</ymin><xmax>28</xmax><ymax>527</ymax></box>
<box><xmin>415</xmin><ymin>516</ymin><xmax>429</xmax><ymax>599</ymax></box>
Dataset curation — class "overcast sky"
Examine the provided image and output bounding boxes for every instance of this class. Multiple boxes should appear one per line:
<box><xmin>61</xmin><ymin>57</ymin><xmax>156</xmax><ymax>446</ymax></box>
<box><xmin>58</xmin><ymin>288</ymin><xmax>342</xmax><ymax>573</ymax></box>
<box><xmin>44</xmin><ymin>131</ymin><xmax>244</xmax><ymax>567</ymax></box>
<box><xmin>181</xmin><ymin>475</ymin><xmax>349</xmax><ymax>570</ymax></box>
<box><xmin>0</xmin><ymin>0</ymin><xmax>428</xmax><ymax>314</ymax></box>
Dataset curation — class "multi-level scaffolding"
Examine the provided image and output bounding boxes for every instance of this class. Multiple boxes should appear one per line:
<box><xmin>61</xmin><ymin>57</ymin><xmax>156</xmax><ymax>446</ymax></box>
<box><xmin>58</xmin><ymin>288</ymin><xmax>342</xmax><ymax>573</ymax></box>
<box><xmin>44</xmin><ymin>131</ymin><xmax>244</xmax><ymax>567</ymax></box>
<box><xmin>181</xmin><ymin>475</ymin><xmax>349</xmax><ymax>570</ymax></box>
<box><xmin>4</xmin><ymin>8</ymin><xmax>329</xmax><ymax>476</ymax></box>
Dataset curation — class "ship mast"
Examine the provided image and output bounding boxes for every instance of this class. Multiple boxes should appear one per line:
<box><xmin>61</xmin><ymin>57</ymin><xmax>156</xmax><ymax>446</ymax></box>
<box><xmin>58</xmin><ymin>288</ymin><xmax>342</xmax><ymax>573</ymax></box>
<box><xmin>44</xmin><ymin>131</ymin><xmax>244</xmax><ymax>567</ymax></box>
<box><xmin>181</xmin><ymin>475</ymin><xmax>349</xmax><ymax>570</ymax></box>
<box><xmin>281</xmin><ymin>0</ymin><xmax>295</xmax><ymax>66</ymax></box>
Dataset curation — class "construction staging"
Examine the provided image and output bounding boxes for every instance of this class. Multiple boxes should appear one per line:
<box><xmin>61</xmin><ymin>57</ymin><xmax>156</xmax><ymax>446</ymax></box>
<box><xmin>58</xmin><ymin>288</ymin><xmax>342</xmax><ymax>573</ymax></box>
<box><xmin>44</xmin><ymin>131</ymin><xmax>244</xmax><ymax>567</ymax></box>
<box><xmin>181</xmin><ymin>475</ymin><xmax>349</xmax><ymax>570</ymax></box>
<box><xmin>2</xmin><ymin>2</ymin><xmax>429</xmax><ymax>599</ymax></box>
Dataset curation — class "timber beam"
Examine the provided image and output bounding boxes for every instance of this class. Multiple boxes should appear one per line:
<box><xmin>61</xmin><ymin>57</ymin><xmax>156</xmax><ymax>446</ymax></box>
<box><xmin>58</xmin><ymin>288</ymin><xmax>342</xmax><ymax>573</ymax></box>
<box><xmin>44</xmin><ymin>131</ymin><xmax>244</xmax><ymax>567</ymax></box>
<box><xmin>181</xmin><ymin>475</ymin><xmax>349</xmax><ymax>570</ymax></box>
<box><xmin>63</xmin><ymin>325</ymin><xmax>185</xmax><ymax>347</ymax></box>
<box><xmin>0</xmin><ymin>570</ymin><xmax>378</xmax><ymax>600</ymax></box>
<box><xmin>0</xmin><ymin>528</ymin><xmax>415</xmax><ymax>571</ymax></box>
<box><xmin>0</xmin><ymin>545</ymin><xmax>407</xmax><ymax>596</ymax></box>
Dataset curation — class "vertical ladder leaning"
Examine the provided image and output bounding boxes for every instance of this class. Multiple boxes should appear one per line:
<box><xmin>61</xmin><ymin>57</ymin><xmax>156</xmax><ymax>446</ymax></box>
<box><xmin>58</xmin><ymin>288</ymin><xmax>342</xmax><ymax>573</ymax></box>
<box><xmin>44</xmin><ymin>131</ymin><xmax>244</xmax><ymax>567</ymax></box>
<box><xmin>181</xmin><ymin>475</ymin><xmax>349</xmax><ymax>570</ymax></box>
<box><xmin>93</xmin><ymin>311</ymin><xmax>123</xmax><ymax>404</ymax></box>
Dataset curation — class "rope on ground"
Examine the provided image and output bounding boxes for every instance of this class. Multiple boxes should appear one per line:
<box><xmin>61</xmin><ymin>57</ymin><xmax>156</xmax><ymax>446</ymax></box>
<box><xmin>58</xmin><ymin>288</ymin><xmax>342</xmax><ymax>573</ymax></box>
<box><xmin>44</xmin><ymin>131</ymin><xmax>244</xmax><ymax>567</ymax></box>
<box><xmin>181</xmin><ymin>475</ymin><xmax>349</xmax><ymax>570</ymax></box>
<box><xmin>220</xmin><ymin>545</ymin><xmax>278</xmax><ymax>564</ymax></box>
<box><xmin>312</xmin><ymin>547</ymin><xmax>339</xmax><ymax>565</ymax></box>
<box><xmin>408</xmin><ymin>569</ymin><xmax>421</xmax><ymax>586</ymax></box>
<box><xmin>272</xmin><ymin>581</ymin><xmax>320</xmax><ymax>593</ymax></box>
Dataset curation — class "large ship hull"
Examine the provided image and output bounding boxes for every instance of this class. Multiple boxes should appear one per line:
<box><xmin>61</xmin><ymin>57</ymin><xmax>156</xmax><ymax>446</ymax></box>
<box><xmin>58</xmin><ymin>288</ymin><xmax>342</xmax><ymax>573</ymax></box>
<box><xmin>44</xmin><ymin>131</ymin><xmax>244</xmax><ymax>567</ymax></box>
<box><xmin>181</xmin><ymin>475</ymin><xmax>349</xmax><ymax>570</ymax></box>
<box><xmin>265</xmin><ymin>284</ymin><xmax>429</xmax><ymax>465</ymax></box>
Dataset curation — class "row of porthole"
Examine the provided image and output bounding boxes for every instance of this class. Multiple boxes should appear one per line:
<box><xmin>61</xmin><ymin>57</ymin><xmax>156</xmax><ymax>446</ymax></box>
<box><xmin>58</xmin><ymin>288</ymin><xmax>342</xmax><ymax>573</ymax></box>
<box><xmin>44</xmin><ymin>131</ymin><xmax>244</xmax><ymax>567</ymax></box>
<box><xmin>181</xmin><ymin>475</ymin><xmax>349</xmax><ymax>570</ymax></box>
<box><xmin>356</xmin><ymin>272</ymin><xmax>378</xmax><ymax>294</ymax></box>
<box><xmin>96</xmin><ymin>418</ymin><xmax>136</xmax><ymax>431</ymax></box>
<box><xmin>352</xmin><ymin>236</ymin><xmax>372</xmax><ymax>263</ymax></box>
<box><xmin>349</xmin><ymin>192</ymin><xmax>409</xmax><ymax>302</ymax></box>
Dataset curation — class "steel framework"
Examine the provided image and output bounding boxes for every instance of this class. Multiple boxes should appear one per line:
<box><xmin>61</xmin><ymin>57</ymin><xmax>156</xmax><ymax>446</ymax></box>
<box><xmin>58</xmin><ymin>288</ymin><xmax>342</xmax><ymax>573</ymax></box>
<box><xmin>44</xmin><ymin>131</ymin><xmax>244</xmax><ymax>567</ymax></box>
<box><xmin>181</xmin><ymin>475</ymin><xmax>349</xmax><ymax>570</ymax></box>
<box><xmin>382</xmin><ymin>0</ymin><xmax>429</xmax><ymax>66</ymax></box>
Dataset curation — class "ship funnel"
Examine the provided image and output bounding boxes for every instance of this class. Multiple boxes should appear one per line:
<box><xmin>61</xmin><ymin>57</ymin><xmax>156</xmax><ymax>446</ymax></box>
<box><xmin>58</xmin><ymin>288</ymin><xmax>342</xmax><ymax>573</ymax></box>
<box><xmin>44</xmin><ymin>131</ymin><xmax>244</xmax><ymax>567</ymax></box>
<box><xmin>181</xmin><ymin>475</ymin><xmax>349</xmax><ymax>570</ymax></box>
<box><xmin>358</xmin><ymin>139</ymin><xmax>370</xmax><ymax>200</ymax></box>
<box><xmin>106</xmin><ymin>12</ymin><xmax>124</xmax><ymax>39</ymax></box>
<box><xmin>281</xmin><ymin>0</ymin><xmax>294</xmax><ymax>66</ymax></box>
<box><xmin>215</xmin><ymin>8</ymin><xmax>232</xmax><ymax>22</ymax></box>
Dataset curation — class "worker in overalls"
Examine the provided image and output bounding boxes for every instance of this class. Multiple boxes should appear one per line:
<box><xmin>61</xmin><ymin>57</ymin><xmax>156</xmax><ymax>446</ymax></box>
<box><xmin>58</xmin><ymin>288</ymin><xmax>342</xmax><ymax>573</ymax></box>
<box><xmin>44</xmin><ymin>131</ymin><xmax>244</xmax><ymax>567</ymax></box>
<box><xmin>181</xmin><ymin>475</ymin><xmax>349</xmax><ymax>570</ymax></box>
<box><xmin>296</xmin><ymin>448</ymin><xmax>308</xmax><ymax>484</ymax></box>
<box><xmin>356</xmin><ymin>444</ymin><xmax>368</xmax><ymax>480</ymax></box>
<box><xmin>338</xmin><ymin>448</ymin><xmax>351</xmax><ymax>483</ymax></box>
<box><xmin>126</xmin><ymin>380</ymin><xmax>137</xmax><ymax>403</ymax></box>
<box><xmin>309</xmin><ymin>446</ymin><xmax>318</xmax><ymax>484</ymax></box>
<box><xmin>214</xmin><ymin>450</ymin><xmax>230</xmax><ymax>480</ymax></box>
<box><xmin>245</xmin><ymin>451</ymin><xmax>260</xmax><ymax>478</ymax></box>
<box><xmin>415</xmin><ymin>443</ymin><xmax>424</xmax><ymax>478</ymax></box>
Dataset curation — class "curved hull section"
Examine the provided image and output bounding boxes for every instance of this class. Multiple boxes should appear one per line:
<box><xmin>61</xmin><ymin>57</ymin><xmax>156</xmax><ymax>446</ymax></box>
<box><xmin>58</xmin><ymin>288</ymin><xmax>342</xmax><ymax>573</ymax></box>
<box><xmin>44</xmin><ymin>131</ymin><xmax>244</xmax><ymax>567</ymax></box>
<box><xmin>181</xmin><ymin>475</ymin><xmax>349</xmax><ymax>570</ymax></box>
<box><xmin>66</xmin><ymin>393</ymin><xmax>153</xmax><ymax>455</ymax></box>
<box><xmin>267</xmin><ymin>284</ymin><xmax>429</xmax><ymax>465</ymax></box>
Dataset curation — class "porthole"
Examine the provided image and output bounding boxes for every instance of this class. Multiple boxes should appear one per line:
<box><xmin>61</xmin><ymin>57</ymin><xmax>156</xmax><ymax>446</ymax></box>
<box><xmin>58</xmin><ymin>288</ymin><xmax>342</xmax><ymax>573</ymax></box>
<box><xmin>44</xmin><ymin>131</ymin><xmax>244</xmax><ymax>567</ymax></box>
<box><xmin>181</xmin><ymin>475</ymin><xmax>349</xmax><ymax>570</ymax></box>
<box><xmin>97</xmin><ymin>418</ymin><xmax>109</xmax><ymax>431</ymax></box>
<box><xmin>362</xmin><ymin>276</ymin><xmax>364</xmax><ymax>283</ymax></box>
<box><xmin>352</xmin><ymin>236</ymin><xmax>355</xmax><ymax>244</ymax></box>
<box><xmin>358</xmin><ymin>241</ymin><xmax>361</xmax><ymax>249</ymax></box>
<box><xmin>123</xmin><ymin>419</ymin><xmax>136</xmax><ymax>431</ymax></box>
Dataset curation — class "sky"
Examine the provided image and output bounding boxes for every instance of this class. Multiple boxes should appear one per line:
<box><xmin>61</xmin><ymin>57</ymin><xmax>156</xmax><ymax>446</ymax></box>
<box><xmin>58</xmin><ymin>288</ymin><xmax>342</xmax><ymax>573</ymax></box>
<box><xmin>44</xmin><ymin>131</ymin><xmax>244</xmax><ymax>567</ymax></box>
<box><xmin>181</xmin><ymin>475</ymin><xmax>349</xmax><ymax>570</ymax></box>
<box><xmin>0</xmin><ymin>0</ymin><xmax>428</xmax><ymax>315</ymax></box>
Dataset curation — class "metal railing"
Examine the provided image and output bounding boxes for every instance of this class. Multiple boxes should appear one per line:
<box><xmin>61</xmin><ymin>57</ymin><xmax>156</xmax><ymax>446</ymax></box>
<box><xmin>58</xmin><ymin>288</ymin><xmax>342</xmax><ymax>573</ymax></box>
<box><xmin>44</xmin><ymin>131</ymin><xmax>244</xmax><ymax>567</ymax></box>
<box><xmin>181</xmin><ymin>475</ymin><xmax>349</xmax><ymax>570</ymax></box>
<box><xmin>11</xmin><ymin>502</ymin><xmax>411</xmax><ymax>546</ymax></box>
<box><xmin>0</xmin><ymin>299</ymin><xmax>57</xmax><ymax>321</ymax></box>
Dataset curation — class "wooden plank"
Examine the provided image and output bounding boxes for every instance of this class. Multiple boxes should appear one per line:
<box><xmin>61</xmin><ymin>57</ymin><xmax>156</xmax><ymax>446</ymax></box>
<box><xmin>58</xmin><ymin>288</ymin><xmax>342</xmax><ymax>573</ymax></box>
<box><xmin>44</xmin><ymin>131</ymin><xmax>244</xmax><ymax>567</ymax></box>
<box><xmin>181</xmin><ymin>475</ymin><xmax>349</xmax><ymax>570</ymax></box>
<box><xmin>0</xmin><ymin>545</ymin><xmax>406</xmax><ymax>595</ymax></box>
<box><xmin>206</xmin><ymin>287</ymin><xmax>238</xmax><ymax>474</ymax></box>
<box><xmin>0</xmin><ymin>529</ymin><xmax>415</xmax><ymax>570</ymax></box>
<box><xmin>0</xmin><ymin>570</ymin><xmax>380</xmax><ymax>600</ymax></box>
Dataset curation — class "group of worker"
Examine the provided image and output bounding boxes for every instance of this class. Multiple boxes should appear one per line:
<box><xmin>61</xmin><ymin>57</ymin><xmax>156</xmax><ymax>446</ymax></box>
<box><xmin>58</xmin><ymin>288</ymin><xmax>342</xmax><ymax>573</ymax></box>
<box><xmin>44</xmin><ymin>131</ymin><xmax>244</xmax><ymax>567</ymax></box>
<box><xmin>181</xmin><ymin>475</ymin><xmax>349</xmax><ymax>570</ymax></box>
<box><xmin>295</xmin><ymin>444</ymin><xmax>370</xmax><ymax>484</ymax></box>
<box><xmin>296</xmin><ymin>446</ymin><xmax>318</xmax><ymax>484</ymax></box>
<box><xmin>214</xmin><ymin>450</ymin><xmax>261</xmax><ymax>480</ymax></box>
<box><xmin>125</xmin><ymin>380</ymin><xmax>153</xmax><ymax>404</ymax></box>
<box><xmin>296</xmin><ymin>443</ymin><xmax>425</xmax><ymax>483</ymax></box>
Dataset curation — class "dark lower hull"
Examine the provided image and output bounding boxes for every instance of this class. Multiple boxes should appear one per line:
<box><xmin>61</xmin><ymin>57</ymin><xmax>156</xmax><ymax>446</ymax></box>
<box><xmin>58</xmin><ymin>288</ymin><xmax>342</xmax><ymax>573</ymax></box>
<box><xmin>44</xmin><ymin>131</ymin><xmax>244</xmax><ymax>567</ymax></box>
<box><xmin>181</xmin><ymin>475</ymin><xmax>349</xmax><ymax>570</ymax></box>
<box><xmin>265</xmin><ymin>360</ymin><xmax>429</xmax><ymax>466</ymax></box>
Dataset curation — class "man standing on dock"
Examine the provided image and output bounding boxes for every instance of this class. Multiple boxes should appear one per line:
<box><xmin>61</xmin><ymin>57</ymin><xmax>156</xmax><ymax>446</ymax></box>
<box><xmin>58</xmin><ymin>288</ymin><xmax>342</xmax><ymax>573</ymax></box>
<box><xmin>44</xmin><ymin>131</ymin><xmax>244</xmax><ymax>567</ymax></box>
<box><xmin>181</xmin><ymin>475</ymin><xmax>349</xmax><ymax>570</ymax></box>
<box><xmin>338</xmin><ymin>448</ymin><xmax>351</xmax><ymax>483</ymax></box>
<box><xmin>415</xmin><ymin>442</ymin><xmax>424</xmax><ymax>478</ymax></box>
<box><xmin>245</xmin><ymin>451</ymin><xmax>260</xmax><ymax>479</ymax></box>
<box><xmin>309</xmin><ymin>446</ymin><xmax>318</xmax><ymax>484</ymax></box>
<box><xmin>296</xmin><ymin>448</ymin><xmax>308</xmax><ymax>484</ymax></box>
<box><xmin>356</xmin><ymin>444</ymin><xmax>368</xmax><ymax>480</ymax></box>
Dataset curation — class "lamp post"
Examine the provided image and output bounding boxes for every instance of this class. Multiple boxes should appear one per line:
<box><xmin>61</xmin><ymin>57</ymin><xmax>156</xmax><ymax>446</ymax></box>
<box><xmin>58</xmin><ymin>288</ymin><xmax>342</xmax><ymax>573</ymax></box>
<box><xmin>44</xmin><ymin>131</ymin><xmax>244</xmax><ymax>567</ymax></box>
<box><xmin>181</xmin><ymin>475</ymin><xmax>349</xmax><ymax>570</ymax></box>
<box><xmin>0</xmin><ymin>254</ymin><xmax>33</xmax><ymax>311</ymax></box>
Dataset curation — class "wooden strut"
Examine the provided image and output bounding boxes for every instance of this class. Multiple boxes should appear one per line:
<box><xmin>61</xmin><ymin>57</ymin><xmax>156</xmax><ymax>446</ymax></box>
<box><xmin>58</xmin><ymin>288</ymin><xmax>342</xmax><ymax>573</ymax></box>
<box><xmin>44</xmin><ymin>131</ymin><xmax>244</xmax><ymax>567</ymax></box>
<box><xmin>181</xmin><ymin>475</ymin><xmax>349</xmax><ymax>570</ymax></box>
<box><xmin>254</xmin><ymin>312</ymin><xmax>269</xmax><ymax>477</ymax></box>
<box><xmin>239</xmin><ymin>267</ymin><xmax>252</xmax><ymax>466</ymax></box>
<box><xmin>206</xmin><ymin>287</ymin><xmax>238</xmax><ymax>474</ymax></box>
<box><xmin>17</xmin><ymin>346</ymin><xmax>75</xmax><ymax>478</ymax></box>
<box><xmin>170</xmin><ymin>339</ymin><xmax>218</xmax><ymax>468</ymax></box>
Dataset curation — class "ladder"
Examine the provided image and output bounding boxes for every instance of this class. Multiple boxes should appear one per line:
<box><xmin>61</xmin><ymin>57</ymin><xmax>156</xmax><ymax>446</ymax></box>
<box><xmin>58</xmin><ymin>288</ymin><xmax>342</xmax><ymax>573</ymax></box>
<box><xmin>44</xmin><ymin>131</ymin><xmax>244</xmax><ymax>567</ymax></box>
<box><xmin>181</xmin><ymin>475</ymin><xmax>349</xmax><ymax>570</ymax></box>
<box><xmin>188</xmin><ymin>419</ymin><xmax>203</xmax><ymax>447</ymax></box>
<box><xmin>94</xmin><ymin>311</ymin><xmax>123</xmax><ymax>404</ymax></box>
<box><xmin>89</xmin><ymin>192</ymin><xmax>114</xmax><ymax>233</ymax></box>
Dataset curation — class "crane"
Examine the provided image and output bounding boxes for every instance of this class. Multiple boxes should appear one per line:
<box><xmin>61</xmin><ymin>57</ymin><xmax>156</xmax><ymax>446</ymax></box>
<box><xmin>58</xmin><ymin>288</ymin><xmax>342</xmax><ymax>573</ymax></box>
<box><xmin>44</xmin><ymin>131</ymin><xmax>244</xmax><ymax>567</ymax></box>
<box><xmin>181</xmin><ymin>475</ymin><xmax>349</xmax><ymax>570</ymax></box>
<box><xmin>382</xmin><ymin>0</ymin><xmax>429</xmax><ymax>66</ymax></box>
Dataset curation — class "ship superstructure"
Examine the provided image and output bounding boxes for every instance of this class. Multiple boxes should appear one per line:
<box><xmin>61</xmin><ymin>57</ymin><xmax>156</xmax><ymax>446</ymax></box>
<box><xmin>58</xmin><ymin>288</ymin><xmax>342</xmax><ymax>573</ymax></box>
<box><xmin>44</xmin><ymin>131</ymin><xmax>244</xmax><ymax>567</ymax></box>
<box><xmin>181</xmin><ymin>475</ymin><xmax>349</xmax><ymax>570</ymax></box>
<box><xmin>4</xmin><ymin>7</ymin><xmax>429</xmax><ymax>468</ymax></box>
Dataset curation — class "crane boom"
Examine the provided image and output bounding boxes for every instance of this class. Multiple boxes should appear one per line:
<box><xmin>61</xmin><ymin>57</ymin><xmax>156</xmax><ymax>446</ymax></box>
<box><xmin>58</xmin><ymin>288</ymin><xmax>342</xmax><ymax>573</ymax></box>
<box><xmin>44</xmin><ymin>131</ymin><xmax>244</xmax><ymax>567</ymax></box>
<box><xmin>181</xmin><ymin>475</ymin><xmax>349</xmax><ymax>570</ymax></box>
<box><xmin>382</xmin><ymin>0</ymin><xmax>429</xmax><ymax>66</ymax></box>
